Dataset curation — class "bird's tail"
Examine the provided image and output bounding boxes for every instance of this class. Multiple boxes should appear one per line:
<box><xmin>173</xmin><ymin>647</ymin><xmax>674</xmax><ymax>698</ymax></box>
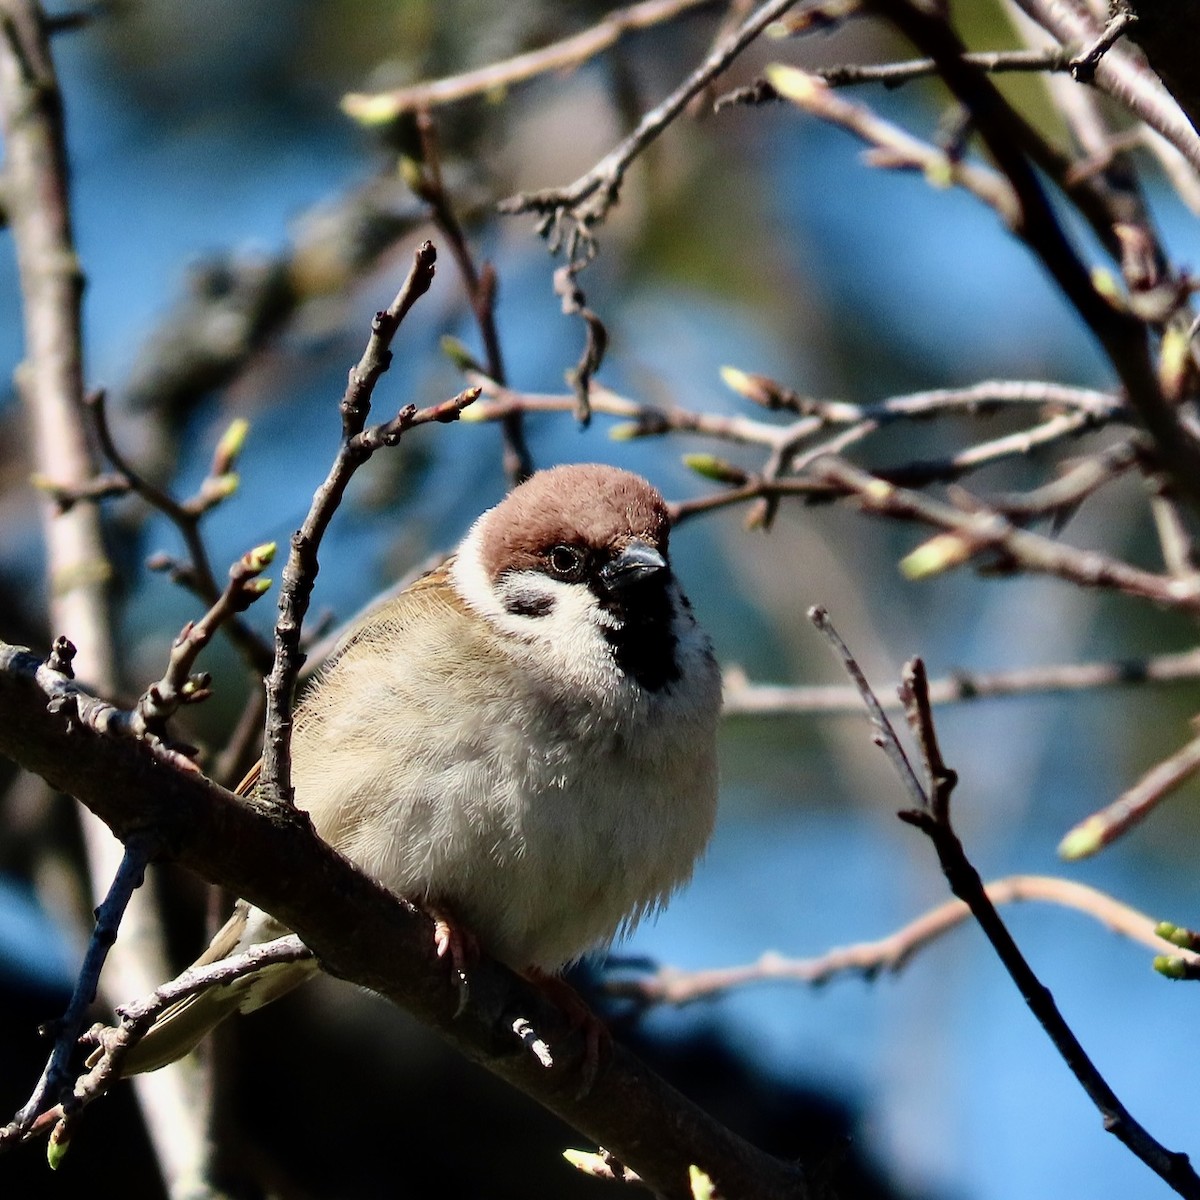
<box><xmin>115</xmin><ymin>902</ymin><xmax>319</xmax><ymax>1076</ymax></box>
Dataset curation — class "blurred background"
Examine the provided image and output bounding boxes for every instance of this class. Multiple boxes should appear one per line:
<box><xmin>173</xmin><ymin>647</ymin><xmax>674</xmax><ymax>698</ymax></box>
<box><xmin>2</xmin><ymin>1</ymin><xmax>1200</xmax><ymax>1197</ymax></box>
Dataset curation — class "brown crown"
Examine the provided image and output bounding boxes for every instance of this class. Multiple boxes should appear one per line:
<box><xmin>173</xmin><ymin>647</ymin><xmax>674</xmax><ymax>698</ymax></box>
<box><xmin>477</xmin><ymin>464</ymin><xmax>671</xmax><ymax>580</ymax></box>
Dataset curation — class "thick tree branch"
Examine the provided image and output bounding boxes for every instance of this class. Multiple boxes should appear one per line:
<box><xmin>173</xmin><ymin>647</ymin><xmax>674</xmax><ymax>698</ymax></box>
<box><xmin>0</xmin><ymin>643</ymin><xmax>805</xmax><ymax>1200</ymax></box>
<box><xmin>1120</xmin><ymin>0</ymin><xmax>1200</xmax><ymax>135</ymax></box>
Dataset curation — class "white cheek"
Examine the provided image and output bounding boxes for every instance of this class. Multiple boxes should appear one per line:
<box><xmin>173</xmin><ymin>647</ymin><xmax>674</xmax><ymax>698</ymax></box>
<box><xmin>451</xmin><ymin>526</ymin><xmax>620</xmax><ymax>688</ymax></box>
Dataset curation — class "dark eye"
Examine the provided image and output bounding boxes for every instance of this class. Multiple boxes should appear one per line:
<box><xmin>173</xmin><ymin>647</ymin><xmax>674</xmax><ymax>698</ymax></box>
<box><xmin>546</xmin><ymin>544</ymin><xmax>584</xmax><ymax>579</ymax></box>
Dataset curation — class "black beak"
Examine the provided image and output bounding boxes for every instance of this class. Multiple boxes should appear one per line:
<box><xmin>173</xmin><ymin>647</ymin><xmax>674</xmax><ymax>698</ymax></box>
<box><xmin>600</xmin><ymin>540</ymin><xmax>668</xmax><ymax>592</ymax></box>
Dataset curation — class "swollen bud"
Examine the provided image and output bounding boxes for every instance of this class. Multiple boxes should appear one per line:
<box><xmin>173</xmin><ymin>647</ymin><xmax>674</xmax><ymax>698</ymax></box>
<box><xmin>1091</xmin><ymin>268</ymin><xmax>1121</xmax><ymax>302</ymax></box>
<box><xmin>244</xmin><ymin>542</ymin><xmax>277</xmax><ymax>572</ymax></box>
<box><xmin>1159</xmin><ymin>325</ymin><xmax>1192</xmax><ymax>402</ymax></box>
<box><xmin>1057</xmin><ymin>817</ymin><xmax>1104</xmax><ymax>861</ymax></box>
<box><xmin>440</xmin><ymin>334</ymin><xmax>482</xmax><ymax>373</ymax></box>
<box><xmin>719</xmin><ymin>365</ymin><xmax>780</xmax><ymax>409</ymax></box>
<box><xmin>608</xmin><ymin>422</ymin><xmax>640</xmax><ymax>441</ymax></box>
<box><xmin>1154</xmin><ymin>921</ymin><xmax>1200</xmax><ymax>950</ymax></box>
<box><xmin>209</xmin><ymin>472</ymin><xmax>240</xmax><ymax>500</ymax></box>
<box><xmin>398</xmin><ymin>155</ymin><xmax>426</xmax><ymax>193</ymax></box>
<box><xmin>341</xmin><ymin>91</ymin><xmax>402</xmax><ymax>126</ymax></box>
<box><xmin>690</xmin><ymin>1165</ymin><xmax>718</xmax><ymax>1200</ymax></box>
<box><xmin>562</xmin><ymin>1149</ymin><xmax>611</xmax><ymax>1178</ymax></box>
<box><xmin>683</xmin><ymin>454</ymin><xmax>748</xmax><ymax>485</ymax></box>
<box><xmin>900</xmin><ymin>533</ymin><xmax>972</xmax><ymax>580</ymax></box>
<box><xmin>214</xmin><ymin>417</ymin><xmax>250</xmax><ymax>470</ymax></box>
<box><xmin>47</xmin><ymin>1121</ymin><xmax>70</xmax><ymax>1169</ymax></box>
<box><xmin>1153</xmin><ymin>955</ymin><xmax>1192</xmax><ymax>980</ymax></box>
<box><xmin>763</xmin><ymin>63</ymin><xmax>826</xmax><ymax>106</ymax></box>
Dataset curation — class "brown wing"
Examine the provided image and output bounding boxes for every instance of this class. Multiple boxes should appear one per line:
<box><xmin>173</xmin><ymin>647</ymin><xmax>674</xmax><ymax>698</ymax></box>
<box><xmin>117</xmin><ymin>757</ymin><xmax>311</xmax><ymax>1075</ymax></box>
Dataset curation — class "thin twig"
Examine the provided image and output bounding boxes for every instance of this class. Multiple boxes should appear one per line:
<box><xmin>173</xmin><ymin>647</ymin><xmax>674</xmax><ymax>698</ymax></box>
<box><xmin>761</xmin><ymin>65</ymin><xmax>1020</xmax><ymax>224</ymax></box>
<box><xmin>880</xmin><ymin>0</ymin><xmax>1200</xmax><ymax>515</ymax></box>
<box><xmin>466</xmin><ymin>373</ymin><xmax>1126</xmax><ymax>458</ymax></box>
<box><xmin>4</xmin><ymin>838</ymin><xmax>152</xmax><ymax>1141</ymax></box>
<box><xmin>132</xmin><ymin>542</ymin><xmax>276</xmax><ymax>740</ymax></box>
<box><xmin>874</xmin><ymin>409</ymin><xmax>1107</xmax><ymax>491</ymax></box>
<box><xmin>260</xmin><ymin>241</ymin><xmax>437</xmax><ymax>806</ymax></box>
<box><xmin>804</xmin><ymin>48</ymin><xmax>1072</xmax><ymax>91</ymax></box>
<box><xmin>818</xmin><ymin>613</ymin><xmax>1200</xmax><ymax>1197</ymax></box>
<box><xmin>412</xmin><ymin>114</ymin><xmax>533</xmax><ymax>482</ymax></box>
<box><xmin>1069</xmin><ymin>6</ymin><xmax>1138</xmax><ymax>84</ymax></box>
<box><xmin>721</xmin><ymin>645</ymin><xmax>1200</xmax><ymax>715</ymax></box>
<box><xmin>808</xmin><ymin>606</ymin><xmax>926</xmax><ymax>808</ymax></box>
<box><xmin>82</xmin><ymin>392</ymin><xmax>272</xmax><ymax>675</ymax></box>
<box><xmin>553</xmin><ymin>262</ymin><xmax>608</xmax><ymax>422</ymax></box>
<box><xmin>259</xmin><ymin>241</ymin><xmax>480</xmax><ymax>808</ymax></box>
<box><xmin>806</xmin><ymin>457</ymin><xmax>1200</xmax><ymax>613</ymax></box>
<box><xmin>1059</xmin><ymin>726</ymin><xmax>1200</xmax><ymax>860</ymax></box>
<box><xmin>28</xmin><ymin>547</ymin><xmax>275</xmax><ymax>776</ymax></box>
<box><xmin>604</xmin><ymin>874</ymin><xmax>1193</xmax><ymax>1005</ymax></box>
<box><xmin>41</xmin><ymin>936</ymin><xmax>314</xmax><ymax>1155</ymax></box>
<box><xmin>499</xmin><ymin>0</ymin><xmax>804</xmax><ymax>235</ymax></box>
<box><xmin>341</xmin><ymin>0</ymin><xmax>722</xmax><ymax>122</ymax></box>
<box><xmin>1146</xmin><ymin>474</ymin><xmax>1200</xmax><ymax>579</ymax></box>
<box><xmin>982</xmin><ymin>439</ymin><xmax>1141</xmax><ymax>520</ymax></box>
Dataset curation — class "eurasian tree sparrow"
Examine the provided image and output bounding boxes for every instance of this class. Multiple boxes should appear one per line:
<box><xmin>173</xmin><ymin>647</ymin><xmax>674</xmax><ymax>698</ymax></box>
<box><xmin>124</xmin><ymin>463</ymin><xmax>721</xmax><ymax>1073</ymax></box>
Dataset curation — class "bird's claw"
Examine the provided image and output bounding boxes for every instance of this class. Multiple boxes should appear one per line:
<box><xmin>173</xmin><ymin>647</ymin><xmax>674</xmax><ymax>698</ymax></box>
<box><xmin>427</xmin><ymin>906</ymin><xmax>478</xmax><ymax>1017</ymax></box>
<box><xmin>524</xmin><ymin>968</ymin><xmax>610</xmax><ymax>1099</ymax></box>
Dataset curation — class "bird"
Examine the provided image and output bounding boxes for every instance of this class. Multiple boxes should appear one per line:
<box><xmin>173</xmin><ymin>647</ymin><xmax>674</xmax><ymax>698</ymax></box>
<box><xmin>121</xmin><ymin>462</ymin><xmax>722</xmax><ymax>1074</ymax></box>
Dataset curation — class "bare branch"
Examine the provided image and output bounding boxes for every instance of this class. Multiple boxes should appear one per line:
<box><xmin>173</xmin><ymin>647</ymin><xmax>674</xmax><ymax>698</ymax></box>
<box><xmin>817</xmin><ymin>619</ymin><xmax>1200</xmax><ymax>1197</ymax></box>
<box><xmin>3</xmin><ymin>839</ymin><xmax>152</xmax><ymax>1147</ymax></box>
<box><xmin>1011</xmin><ymin>0</ymin><xmax>1200</xmax><ymax>177</ymax></box>
<box><xmin>808</xmin><ymin>457</ymin><xmax>1200</xmax><ymax>613</ymax></box>
<box><xmin>132</xmin><ymin>542</ymin><xmax>276</xmax><ymax>739</ymax></box>
<box><xmin>465</xmin><ymin>373</ymin><xmax>1126</xmax><ymax>461</ymax></box>
<box><xmin>606</xmin><ymin>875</ymin><xmax>1194</xmax><ymax>1005</ymax></box>
<box><xmin>410</xmin><ymin>115</ymin><xmax>533</xmax><ymax>482</ymax></box>
<box><xmin>0</xmin><ymin>641</ymin><xmax>807</xmax><ymax>1200</ymax></box>
<box><xmin>259</xmin><ymin>242</ymin><xmax>434</xmax><ymax>807</ymax></box>
<box><xmin>83</xmin><ymin>391</ymin><xmax>272</xmax><ymax>676</ymax></box>
<box><xmin>1070</xmin><ymin>7</ymin><xmax>1138</xmax><ymax>83</ymax></box>
<box><xmin>808</xmin><ymin>606</ymin><xmax>927</xmax><ymax>809</ymax></box>
<box><xmin>43</xmin><ymin>936</ymin><xmax>315</xmax><ymax>1156</ymax></box>
<box><xmin>1059</xmin><ymin>727</ymin><xmax>1200</xmax><ymax>860</ymax></box>
<box><xmin>808</xmin><ymin>48</ymin><xmax>1071</xmax><ymax>90</ymax></box>
<box><xmin>721</xmin><ymin>646</ymin><xmax>1200</xmax><ymax>715</ymax></box>
<box><xmin>760</xmin><ymin>66</ymin><xmax>1020</xmax><ymax>225</ymax></box>
<box><xmin>341</xmin><ymin>0</ymin><xmax>722</xmax><ymax>122</ymax></box>
<box><xmin>499</xmin><ymin>0</ymin><xmax>804</xmax><ymax>235</ymax></box>
<box><xmin>880</xmin><ymin>0</ymin><xmax>1200</xmax><ymax>513</ymax></box>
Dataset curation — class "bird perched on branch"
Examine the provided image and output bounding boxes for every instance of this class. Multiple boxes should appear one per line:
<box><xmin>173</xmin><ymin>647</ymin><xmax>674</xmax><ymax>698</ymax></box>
<box><xmin>123</xmin><ymin>463</ymin><xmax>721</xmax><ymax>1073</ymax></box>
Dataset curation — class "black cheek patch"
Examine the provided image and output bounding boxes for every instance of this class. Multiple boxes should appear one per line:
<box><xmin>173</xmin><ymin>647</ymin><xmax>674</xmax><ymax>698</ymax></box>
<box><xmin>505</xmin><ymin>591</ymin><xmax>556</xmax><ymax>618</ymax></box>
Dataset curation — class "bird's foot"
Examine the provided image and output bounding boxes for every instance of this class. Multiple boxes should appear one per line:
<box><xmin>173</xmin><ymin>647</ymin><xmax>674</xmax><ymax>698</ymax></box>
<box><xmin>523</xmin><ymin>967</ymin><xmax>610</xmax><ymax>1098</ymax></box>
<box><xmin>423</xmin><ymin>903</ymin><xmax>478</xmax><ymax>1017</ymax></box>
